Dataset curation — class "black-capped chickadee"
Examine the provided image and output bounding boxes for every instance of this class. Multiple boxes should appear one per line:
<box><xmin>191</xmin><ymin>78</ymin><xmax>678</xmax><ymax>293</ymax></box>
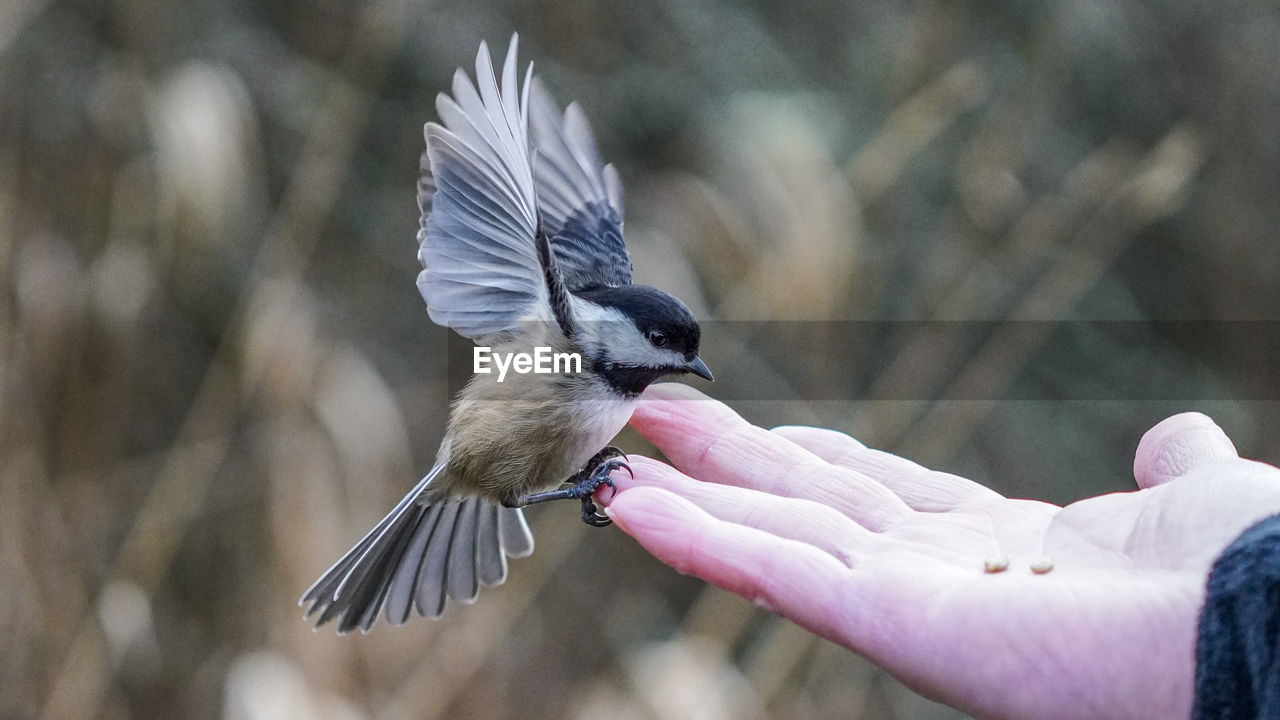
<box><xmin>300</xmin><ymin>35</ymin><xmax>711</xmax><ymax>634</ymax></box>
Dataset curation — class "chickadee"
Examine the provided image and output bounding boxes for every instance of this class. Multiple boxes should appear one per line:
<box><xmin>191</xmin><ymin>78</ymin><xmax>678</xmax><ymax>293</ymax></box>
<box><xmin>300</xmin><ymin>35</ymin><xmax>711</xmax><ymax>634</ymax></box>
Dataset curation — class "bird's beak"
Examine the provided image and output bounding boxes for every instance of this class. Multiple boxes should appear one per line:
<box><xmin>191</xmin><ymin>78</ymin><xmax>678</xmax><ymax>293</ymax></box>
<box><xmin>684</xmin><ymin>356</ymin><xmax>714</xmax><ymax>381</ymax></box>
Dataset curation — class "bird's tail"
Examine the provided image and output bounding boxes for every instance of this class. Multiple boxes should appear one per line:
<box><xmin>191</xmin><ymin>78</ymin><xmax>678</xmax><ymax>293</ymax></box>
<box><xmin>299</xmin><ymin>464</ymin><xmax>535</xmax><ymax>634</ymax></box>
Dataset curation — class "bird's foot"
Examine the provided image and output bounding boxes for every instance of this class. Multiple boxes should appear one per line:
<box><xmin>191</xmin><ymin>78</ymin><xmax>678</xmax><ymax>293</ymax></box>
<box><xmin>581</xmin><ymin>445</ymin><xmax>628</xmax><ymax>471</ymax></box>
<box><xmin>522</xmin><ymin>448</ymin><xmax>632</xmax><ymax>527</ymax></box>
<box><xmin>572</xmin><ymin>456</ymin><xmax>631</xmax><ymax>527</ymax></box>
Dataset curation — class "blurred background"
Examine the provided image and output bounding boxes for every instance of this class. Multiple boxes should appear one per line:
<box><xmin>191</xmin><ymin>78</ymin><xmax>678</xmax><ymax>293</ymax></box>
<box><xmin>4</xmin><ymin>0</ymin><xmax>1280</xmax><ymax>718</ymax></box>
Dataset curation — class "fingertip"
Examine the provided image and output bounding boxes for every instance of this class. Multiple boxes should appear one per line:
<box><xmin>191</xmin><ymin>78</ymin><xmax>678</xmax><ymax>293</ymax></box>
<box><xmin>626</xmin><ymin>455</ymin><xmax>679</xmax><ymax>481</ymax></box>
<box><xmin>611</xmin><ymin>486</ymin><xmax>855</xmax><ymax>646</ymax></box>
<box><xmin>605</xmin><ymin>486</ymin><xmax>700</xmax><ymax>539</ymax></box>
<box><xmin>642</xmin><ymin>382</ymin><xmax>710</xmax><ymax>402</ymax></box>
<box><xmin>630</xmin><ymin>387</ymin><xmax>747</xmax><ymax>461</ymax></box>
<box><xmin>629</xmin><ymin>392</ymin><xmax>698</xmax><ymax>436</ymax></box>
<box><xmin>1134</xmin><ymin>412</ymin><xmax>1239</xmax><ymax>489</ymax></box>
<box><xmin>634</xmin><ymin>384</ymin><xmax>735</xmax><ymax>425</ymax></box>
<box><xmin>597</xmin><ymin>456</ymin><xmax>680</xmax><ymax>502</ymax></box>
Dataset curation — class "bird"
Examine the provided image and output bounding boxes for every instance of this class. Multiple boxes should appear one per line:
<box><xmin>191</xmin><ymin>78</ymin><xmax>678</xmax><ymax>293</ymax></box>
<box><xmin>299</xmin><ymin>34</ymin><xmax>712</xmax><ymax>634</ymax></box>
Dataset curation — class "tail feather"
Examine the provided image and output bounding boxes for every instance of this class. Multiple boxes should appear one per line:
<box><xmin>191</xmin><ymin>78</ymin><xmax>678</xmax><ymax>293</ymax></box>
<box><xmin>384</xmin><ymin>503</ymin><xmax>442</xmax><ymax>625</ymax></box>
<box><xmin>475</xmin><ymin>503</ymin><xmax>506</xmax><ymax>587</ymax></box>
<box><xmin>499</xmin><ymin>505</ymin><xmax>535</xmax><ymax>558</ymax></box>
<box><xmin>302</xmin><ymin>472</ymin><xmax>433</xmax><ymax>630</ymax></box>
<box><xmin>415</xmin><ymin>500</ymin><xmax>459</xmax><ymax>619</ymax></box>
<box><xmin>340</xmin><ymin>503</ymin><xmax>427</xmax><ymax>633</ymax></box>
<box><xmin>299</xmin><ymin>465</ymin><xmax>534</xmax><ymax>633</ymax></box>
<box><xmin>445</xmin><ymin>498</ymin><xmax>480</xmax><ymax>604</ymax></box>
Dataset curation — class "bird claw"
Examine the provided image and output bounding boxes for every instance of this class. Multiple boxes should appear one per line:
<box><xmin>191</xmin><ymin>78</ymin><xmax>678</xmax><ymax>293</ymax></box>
<box><xmin>572</xmin><ymin>453</ymin><xmax>631</xmax><ymax>527</ymax></box>
<box><xmin>522</xmin><ymin>447</ymin><xmax>632</xmax><ymax>527</ymax></box>
<box><xmin>581</xmin><ymin>502</ymin><xmax>612</xmax><ymax>527</ymax></box>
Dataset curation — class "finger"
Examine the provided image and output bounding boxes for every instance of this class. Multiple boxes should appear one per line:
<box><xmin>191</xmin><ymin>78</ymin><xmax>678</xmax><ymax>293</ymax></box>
<box><xmin>633</xmin><ymin>384</ymin><xmax>912</xmax><ymax>530</ymax></box>
<box><xmin>772</xmin><ymin>426</ymin><xmax>1003</xmax><ymax>511</ymax></box>
<box><xmin>1133</xmin><ymin>412</ymin><xmax>1239</xmax><ymax>489</ymax></box>
<box><xmin>770</xmin><ymin>425</ymin><xmax>865</xmax><ymax>453</ymax></box>
<box><xmin>605</xmin><ymin>486</ymin><xmax>858</xmax><ymax>644</ymax></box>
<box><xmin>602</xmin><ymin>456</ymin><xmax>876</xmax><ymax>567</ymax></box>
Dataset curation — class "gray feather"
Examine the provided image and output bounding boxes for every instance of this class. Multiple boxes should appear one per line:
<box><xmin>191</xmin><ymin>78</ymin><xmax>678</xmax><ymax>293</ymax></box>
<box><xmin>300</xmin><ymin>462</ymin><xmax>531</xmax><ymax>631</ymax></box>
<box><xmin>299</xmin><ymin>465</ymin><xmax>442</xmax><ymax>631</ymax></box>
<box><xmin>445</xmin><ymin>497</ymin><xmax>480</xmax><ymax>603</ymax></box>
<box><xmin>384</xmin><ymin>503</ymin><xmax>442</xmax><ymax>625</ymax></box>
<box><xmin>499</xmin><ymin>506</ymin><xmax>535</xmax><ymax>558</ymax></box>
<box><xmin>417</xmin><ymin>34</ymin><xmax>546</xmax><ymax>340</ymax></box>
<box><xmin>603</xmin><ymin>164</ymin><xmax>624</xmax><ymax>218</ymax></box>
<box><xmin>475</xmin><ymin>503</ymin><xmax>507</xmax><ymax>587</ymax></box>
<box><xmin>528</xmin><ymin>77</ymin><xmax>631</xmax><ymax>290</ymax></box>
<box><xmin>416</xmin><ymin>500</ymin><xmax>460</xmax><ymax>619</ymax></box>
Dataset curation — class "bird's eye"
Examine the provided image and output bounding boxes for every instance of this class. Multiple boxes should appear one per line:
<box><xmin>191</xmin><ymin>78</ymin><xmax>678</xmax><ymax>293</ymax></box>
<box><xmin>646</xmin><ymin>330</ymin><xmax>668</xmax><ymax>348</ymax></box>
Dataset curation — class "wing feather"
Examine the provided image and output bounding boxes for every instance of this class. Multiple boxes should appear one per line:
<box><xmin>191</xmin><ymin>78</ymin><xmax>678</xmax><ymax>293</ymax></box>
<box><xmin>528</xmin><ymin>78</ymin><xmax>632</xmax><ymax>290</ymax></box>
<box><xmin>417</xmin><ymin>35</ymin><xmax>634</xmax><ymax>333</ymax></box>
<box><xmin>417</xmin><ymin>35</ymin><xmax>545</xmax><ymax>339</ymax></box>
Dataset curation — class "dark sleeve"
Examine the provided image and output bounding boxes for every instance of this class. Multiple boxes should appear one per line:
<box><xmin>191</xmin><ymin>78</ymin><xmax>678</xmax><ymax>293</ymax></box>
<box><xmin>1193</xmin><ymin>513</ymin><xmax>1280</xmax><ymax>720</ymax></box>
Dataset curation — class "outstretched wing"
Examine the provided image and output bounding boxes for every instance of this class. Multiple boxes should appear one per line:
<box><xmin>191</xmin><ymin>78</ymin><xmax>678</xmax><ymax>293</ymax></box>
<box><xmin>417</xmin><ymin>36</ymin><xmax>545</xmax><ymax>340</ymax></box>
<box><xmin>528</xmin><ymin>77</ymin><xmax>632</xmax><ymax>290</ymax></box>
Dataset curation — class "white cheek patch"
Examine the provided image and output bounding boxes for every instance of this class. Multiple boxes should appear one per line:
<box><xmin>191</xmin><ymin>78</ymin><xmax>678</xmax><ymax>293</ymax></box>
<box><xmin>569</xmin><ymin>298</ymin><xmax>688</xmax><ymax>369</ymax></box>
<box><xmin>611</xmin><ymin>327</ymin><xmax>687</xmax><ymax>368</ymax></box>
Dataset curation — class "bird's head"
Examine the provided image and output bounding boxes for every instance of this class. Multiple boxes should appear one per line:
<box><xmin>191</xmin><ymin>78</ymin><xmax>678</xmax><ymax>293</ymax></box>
<box><xmin>572</xmin><ymin>284</ymin><xmax>712</xmax><ymax>397</ymax></box>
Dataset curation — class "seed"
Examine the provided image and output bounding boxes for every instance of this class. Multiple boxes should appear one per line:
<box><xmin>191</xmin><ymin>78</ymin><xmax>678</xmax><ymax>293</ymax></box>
<box><xmin>983</xmin><ymin>556</ymin><xmax>1010</xmax><ymax>573</ymax></box>
<box><xmin>1030</xmin><ymin>557</ymin><xmax>1054</xmax><ymax>574</ymax></box>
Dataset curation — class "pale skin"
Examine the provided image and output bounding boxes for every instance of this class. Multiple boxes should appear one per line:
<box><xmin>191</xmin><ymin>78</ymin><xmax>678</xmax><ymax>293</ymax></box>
<box><xmin>598</xmin><ymin>383</ymin><xmax>1280</xmax><ymax>720</ymax></box>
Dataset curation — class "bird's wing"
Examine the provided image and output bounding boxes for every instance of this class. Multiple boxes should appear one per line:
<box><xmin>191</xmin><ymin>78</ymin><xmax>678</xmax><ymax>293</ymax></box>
<box><xmin>417</xmin><ymin>36</ymin><xmax>546</xmax><ymax>340</ymax></box>
<box><xmin>528</xmin><ymin>77</ymin><xmax>632</xmax><ymax>290</ymax></box>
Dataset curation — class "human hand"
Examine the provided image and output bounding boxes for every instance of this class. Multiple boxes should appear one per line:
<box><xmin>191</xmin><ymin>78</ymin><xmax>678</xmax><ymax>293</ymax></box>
<box><xmin>600</xmin><ymin>384</ymin><xmax>1280</xmax><ymax>720</ymax></box>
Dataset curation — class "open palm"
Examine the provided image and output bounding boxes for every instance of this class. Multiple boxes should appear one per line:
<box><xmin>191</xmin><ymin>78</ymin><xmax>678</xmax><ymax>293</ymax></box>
<box><xmin>600</xmin><ymin>384</ymin><xmax>1280</xmax><ymax>720</ymax></box>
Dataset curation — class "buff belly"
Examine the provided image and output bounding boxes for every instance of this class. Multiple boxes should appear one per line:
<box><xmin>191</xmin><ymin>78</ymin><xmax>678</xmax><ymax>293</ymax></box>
<box><xmin>437</xmin><ymin>372</ymin><xmax>639</xmax><ymax>504</ymax></box>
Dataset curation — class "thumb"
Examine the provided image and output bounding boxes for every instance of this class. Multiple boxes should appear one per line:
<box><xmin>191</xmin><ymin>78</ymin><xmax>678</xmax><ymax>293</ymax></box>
<box><xmin>1133</xmin><ymin>412</ymin><xmax>1239</xmax><ymax>489</ymax></box>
